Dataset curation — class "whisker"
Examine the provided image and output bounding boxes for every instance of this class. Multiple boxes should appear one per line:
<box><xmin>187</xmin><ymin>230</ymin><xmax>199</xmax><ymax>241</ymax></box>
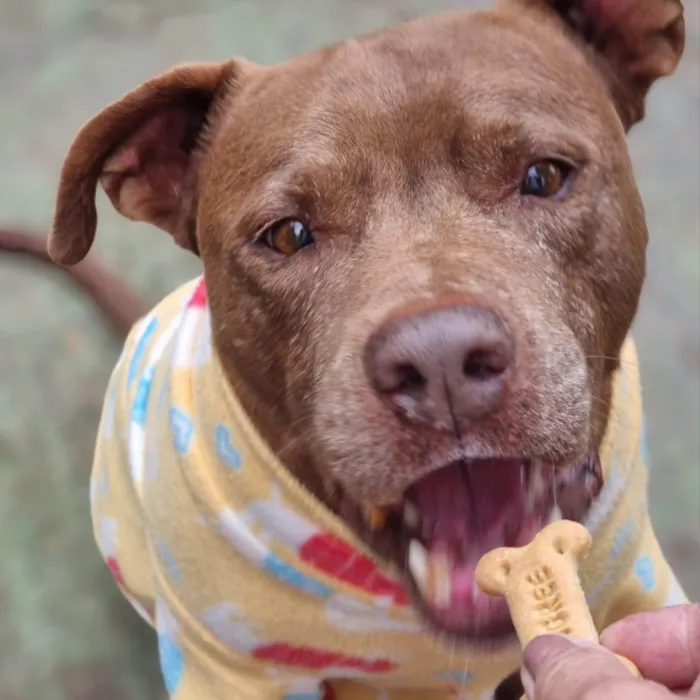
<box><xmin>588</xmin><ymin>395</ymin><xmax>632</xmax><ymax>431</ymax></box>
<box><xmin>583</xmin><ymin>354</ymin><xmax>640</xmax><ymax>368</ymax></box>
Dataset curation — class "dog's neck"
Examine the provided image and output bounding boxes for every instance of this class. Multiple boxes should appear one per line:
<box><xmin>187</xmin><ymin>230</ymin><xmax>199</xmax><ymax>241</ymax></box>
<box><xmin>212</xmin><ymin>336</ymin><xmax>332</xmax><ymax>507</ymax></box>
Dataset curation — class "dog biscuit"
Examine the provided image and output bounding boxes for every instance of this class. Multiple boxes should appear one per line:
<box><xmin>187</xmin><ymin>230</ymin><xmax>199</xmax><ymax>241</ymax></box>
<box><xmin>475</xmin><ymin>520</ymin><xmax>641</xmax><ymax>688</ymax></box>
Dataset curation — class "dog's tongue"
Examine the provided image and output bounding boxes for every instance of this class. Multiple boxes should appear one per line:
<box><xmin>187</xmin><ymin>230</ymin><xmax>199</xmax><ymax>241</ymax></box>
<box><xmin>407</xmin><ymin>459</ymin><xmax>539</xmax><ymax>626</ymax></box>
<box><xmin>410</xmin><ymin>459</ymin><xmax>524</xmax><ymax>542</ymax></box>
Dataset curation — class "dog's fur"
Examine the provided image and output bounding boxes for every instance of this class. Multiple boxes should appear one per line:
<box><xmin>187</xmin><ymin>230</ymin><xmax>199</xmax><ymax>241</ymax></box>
<box><xmin>41</xmin><ymin>0</ymin><xmax>685</xmax><ymax>696</ymax></box>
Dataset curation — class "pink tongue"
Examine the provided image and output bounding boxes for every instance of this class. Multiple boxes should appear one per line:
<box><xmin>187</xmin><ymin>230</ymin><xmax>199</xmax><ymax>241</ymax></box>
<box><xmin>410</xmin><ymin>459</ymin><xmax>524</xmax><ymax>543</ymax></box>
<box><xmin>409</xmin><ymin>459</ymin><xmax>526</xmax><ymax>619</ymax></box>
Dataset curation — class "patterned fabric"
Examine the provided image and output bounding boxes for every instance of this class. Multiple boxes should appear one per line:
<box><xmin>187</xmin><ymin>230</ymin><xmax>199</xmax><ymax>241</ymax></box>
<box><xmin>90</xmin><ymin>277</ymin><xmax>687</xmax><ymax>700</ymax></box>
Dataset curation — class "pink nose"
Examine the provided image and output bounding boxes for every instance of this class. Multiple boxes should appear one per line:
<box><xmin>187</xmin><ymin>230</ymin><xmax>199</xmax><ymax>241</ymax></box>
<box><xmin>364</xmin><ymin>304</ymin><xmax>514</xmax><ymax>430</ymax></box>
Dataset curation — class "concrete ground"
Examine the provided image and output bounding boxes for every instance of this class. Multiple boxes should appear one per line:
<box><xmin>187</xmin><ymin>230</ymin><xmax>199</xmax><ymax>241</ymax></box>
<box><xmin>0</xmin><ymin>1</ymin><xmax>698</xmax><ymax>698</ymax></box>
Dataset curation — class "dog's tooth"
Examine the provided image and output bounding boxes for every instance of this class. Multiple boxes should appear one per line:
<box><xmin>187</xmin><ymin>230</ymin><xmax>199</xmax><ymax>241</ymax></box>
<box><xmin>364</xmin><ymin>506</ymin><xmax>389</xmax><ymax>530</ymax></box>
<box><xmin>408</xmin><ymin>539</ymin><xmax>429</xmax><ymax>594</ymax></box>
<box><xmin>411</xmin><ymin>541</ymin><xmax>452</xmax><ymax>608</ymax></box>
<box><xmin>525</xmin><ymin>482</ymin><xmax>538</xmax><ymax>513</ymax></box>
<box><xmin>435</xmin><ymin>576</ymin><xmax>451</xmax><ymax>608</ymax></box>
<box><xmin>525</xmin><ymin>464</ymin><xmax>546</xmax><ymax>512</ymax></box>
<box><xmin>430</xmin><ymin>550</ymin><xmax>452</xmax><ymax>608</ymax></box>
<box><xmin>403</xmin><ymin>502</ymin><xmax>420</xmax><ymax>531</ymax></box>
<box><xmin>535</xmin><ymin>469</ymin><xmax>546</xmax><ymax>493</ymax></box>
<box><xmin>548</xmin><ymin>504</ymin><xmax>563</xmax><ymax>523</ymax></box>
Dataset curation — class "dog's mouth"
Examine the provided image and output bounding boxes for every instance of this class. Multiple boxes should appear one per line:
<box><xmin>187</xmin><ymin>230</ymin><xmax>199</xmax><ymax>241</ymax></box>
<box><xmin>356</xmin><ymin>452</ymin><xmax>603</xmax><ymax>641</ymax></box>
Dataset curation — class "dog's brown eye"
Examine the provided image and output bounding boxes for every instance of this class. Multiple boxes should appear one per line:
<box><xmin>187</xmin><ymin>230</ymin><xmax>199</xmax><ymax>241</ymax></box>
<box><xmin>521</xmin><ymin>160</ymin><xmax>570</xmax><ymax>198</ymax></box>
<box><xmin>262</xmin><ymin>219</ymin><xmax>314</xmax><ymax>256</ymax></box>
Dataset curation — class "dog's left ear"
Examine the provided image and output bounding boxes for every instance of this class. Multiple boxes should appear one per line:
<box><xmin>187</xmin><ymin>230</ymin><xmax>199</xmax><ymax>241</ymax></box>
<box><xmin>504</xmin><ymin>0</ymin><xmax>685</xmax><ymax>129</ymax></box>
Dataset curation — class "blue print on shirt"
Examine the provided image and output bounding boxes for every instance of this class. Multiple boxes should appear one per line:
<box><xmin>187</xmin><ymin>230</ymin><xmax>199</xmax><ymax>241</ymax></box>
<box><xmin>635</xmin><ymin>555</ymin><xmax>656</xmax><ymax>592</ymax></box>
<box><xmin>158</xmin><ymin>634</ymin><xmax>184</xmax><ymax>695</ymax></box>
<box><xmin>610</xmin><ymin>521</ymin><xmax>635</xmax><ymax>558</ymax></box>
<box><xmin>170</xmin><ymin>406</ymin><xmax>194</xmax><ymax>454</ymax></box>
<box><xmin>262</xmin><ymin>553</ymin><xmax>333</xmax><ymax>599</ymax></box>
<box><xmin>132</xmin><ymin>367</ymin><xmax>155</xmax><ymax>427</ymax></box>
<box><xmin>435</xmin><ymin>670</ymin><xmax>475</xmax><ymax>685</ymax></box>
<box><xmin>127</xmin><ymin>316</ymin><xmax>158</xmax><ymax>387</ymax></box>
<box><xmin>156</xmin><ymin>541</ymin><xmax>182</xmax><ymax>585</ymax></box>
<box><xmin>215</xmin><ymin>424</ymin><xmax>243</xmax><ymax>471</ymax></box>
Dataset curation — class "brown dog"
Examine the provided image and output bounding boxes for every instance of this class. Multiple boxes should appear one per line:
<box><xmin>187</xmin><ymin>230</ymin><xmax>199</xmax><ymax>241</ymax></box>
<box><xmin>47</xmin><ymin>0</ymin><xmax>686</xmax><ymax>698</ymax></box>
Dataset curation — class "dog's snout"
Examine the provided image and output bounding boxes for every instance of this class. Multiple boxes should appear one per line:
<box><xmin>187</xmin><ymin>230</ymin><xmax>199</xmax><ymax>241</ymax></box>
<box><xmin>364</xmin><ymin>305</ymin><xmax>514</xmax><ymax>430</ymax></box>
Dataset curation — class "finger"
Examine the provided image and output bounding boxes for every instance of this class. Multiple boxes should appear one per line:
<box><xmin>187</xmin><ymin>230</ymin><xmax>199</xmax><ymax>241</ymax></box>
<box><xmin>522</xmin><ymin>635</ymin><xmax>668</xmax><ymax>700</ymax></box>
<box><xmin>526</xmin><ymin>679</ymin><xmax>675</xmax><ymax>700</ymax></box>
<box><xmin>601</xmin><ymin>604</ymin><xmax>700</xmax><ymax>690</ymax></box>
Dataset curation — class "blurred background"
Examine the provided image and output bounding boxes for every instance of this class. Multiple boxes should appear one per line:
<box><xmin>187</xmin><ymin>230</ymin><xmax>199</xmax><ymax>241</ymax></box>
<box><xmin>0</xmin><ymin>1</ymin><xmax>698</xmax><ymax>698</ymax></box>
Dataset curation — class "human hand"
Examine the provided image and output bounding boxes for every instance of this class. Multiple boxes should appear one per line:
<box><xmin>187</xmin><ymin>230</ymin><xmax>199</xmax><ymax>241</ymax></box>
<box><xmin>520</xmin><ymin>604</ymin><xmax>700</xmax><ymax>698</ymax></box>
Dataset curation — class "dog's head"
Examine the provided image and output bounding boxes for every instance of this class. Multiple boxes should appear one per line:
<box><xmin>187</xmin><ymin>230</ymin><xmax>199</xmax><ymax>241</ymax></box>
<box><xmin>50</xmin><ymin>0</ymin><xmax>684</xmax><ymax>643</ymax></box>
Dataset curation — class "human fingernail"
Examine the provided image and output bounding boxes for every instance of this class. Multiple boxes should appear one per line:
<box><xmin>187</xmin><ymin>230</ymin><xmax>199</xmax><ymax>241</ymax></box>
<box><xmin>523</xmin><ymin>634</ymin><xmax>602</xmax><ymax>676</ymax></box>
<box><xmin>564</xmin><ymin>636</ymin><xmax>605</xmax><ymax>651</ymax></box>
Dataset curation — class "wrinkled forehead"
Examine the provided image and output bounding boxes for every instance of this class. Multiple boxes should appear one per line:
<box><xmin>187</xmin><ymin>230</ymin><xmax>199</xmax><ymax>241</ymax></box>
<box><xmin>293</xmin><ymin>11</ymin><xmax>614</xmax><ymax>151</ymax></box>
<box><xmin>211</xmin><ymin>10</ymin><xmax>618</xmax><ymax>210</ymax></box>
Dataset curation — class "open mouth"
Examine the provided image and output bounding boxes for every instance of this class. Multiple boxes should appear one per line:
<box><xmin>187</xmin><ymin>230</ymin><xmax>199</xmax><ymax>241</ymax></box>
<box><xmin>362</xmin><ymin>453</ymin><xmax>602</xmax><ymax>641</ymax></box>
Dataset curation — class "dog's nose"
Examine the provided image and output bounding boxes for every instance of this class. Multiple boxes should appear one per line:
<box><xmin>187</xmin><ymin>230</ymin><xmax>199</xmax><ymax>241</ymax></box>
<box><xmin>364</xmin><ymin>305</ymin><xmax>514</xmax><ymax>429</ymax></box>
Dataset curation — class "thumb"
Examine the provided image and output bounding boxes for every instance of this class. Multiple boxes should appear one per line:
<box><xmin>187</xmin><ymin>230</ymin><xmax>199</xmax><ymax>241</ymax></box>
<box><xmin>521</xmin><ymin>635</ymin><xmax>656</xmax><ymax>700</ymax></box>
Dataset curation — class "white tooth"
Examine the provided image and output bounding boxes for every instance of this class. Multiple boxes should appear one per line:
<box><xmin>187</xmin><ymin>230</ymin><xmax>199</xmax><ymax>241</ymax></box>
<box><xmin>472</xmin><ymin>580</ymin><xmax>481</xmax><ymax>604</ymax></box>
<box><xmin>548</xmin><ymin>505</ymin><xmax>563</xmax><ymax>523</ymax></box>
<box><xmin>408</xmin><ymin>539</ymin><xmax>429</xmax><ymax>594</ymax></box>
<box><xmin>526</xmin><ymin>464</ymin><xmax>546</xmax><ymax>513</ymax></box>
<box><xmin>432</xmin><ymin>550</ymin><xmax>452</xmax><ymax>608</ymax></box>
<box><xmin>435</xmin><ymin>578</ymin><xmax>451</xmax><ymax>608</ymax></box>
<box><xmin>535</xmin><ymin>469</ymin><xmax>546</xmax><ymax>493</ymax></box>
<box><xmin>403</xmin><ymin>502</ymin><xmax>420</xmax><ymax>530</ymax></box>
<box><xmin>525</xmin><ymin>484</ymin><xmax>538</xmax><ymax>513</ymax></box>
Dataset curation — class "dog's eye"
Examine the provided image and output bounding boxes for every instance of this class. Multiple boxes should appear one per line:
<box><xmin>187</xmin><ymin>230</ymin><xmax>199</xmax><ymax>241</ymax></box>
<box><xmin>521</xmin><ymin>160</ymin><xmax>571</xmax><ymax>198</ymax></box>
<box><xmin>262</xmin><ymin>219</ymin><xmax>314</xmax><ymax>256</ymax></box>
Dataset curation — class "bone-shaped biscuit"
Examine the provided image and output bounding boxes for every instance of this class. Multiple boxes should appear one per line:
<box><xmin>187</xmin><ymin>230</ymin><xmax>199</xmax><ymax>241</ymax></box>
<box><xmin>475</xmin><ymin>519</ymin><xmax>641</xmax><ymax>690</ymax></box>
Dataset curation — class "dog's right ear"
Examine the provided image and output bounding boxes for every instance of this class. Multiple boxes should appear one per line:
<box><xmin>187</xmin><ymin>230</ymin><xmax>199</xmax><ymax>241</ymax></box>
<box><xmin>499</xmin><ymin>0</ymin><xmax>685</xmax><ymax>130</ymax></box>
<box><xmin>49</xmin><ymin>60</ymin><xmax>252</xmax><ymax>266</ymax></box>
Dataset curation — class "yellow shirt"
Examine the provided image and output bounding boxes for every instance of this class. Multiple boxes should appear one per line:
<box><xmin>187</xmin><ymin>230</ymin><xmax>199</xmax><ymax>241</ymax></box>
<box><xmin>91</xmin><ymin>277</ymin><xmax>687</xmax><ymax>700</ymax></box>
